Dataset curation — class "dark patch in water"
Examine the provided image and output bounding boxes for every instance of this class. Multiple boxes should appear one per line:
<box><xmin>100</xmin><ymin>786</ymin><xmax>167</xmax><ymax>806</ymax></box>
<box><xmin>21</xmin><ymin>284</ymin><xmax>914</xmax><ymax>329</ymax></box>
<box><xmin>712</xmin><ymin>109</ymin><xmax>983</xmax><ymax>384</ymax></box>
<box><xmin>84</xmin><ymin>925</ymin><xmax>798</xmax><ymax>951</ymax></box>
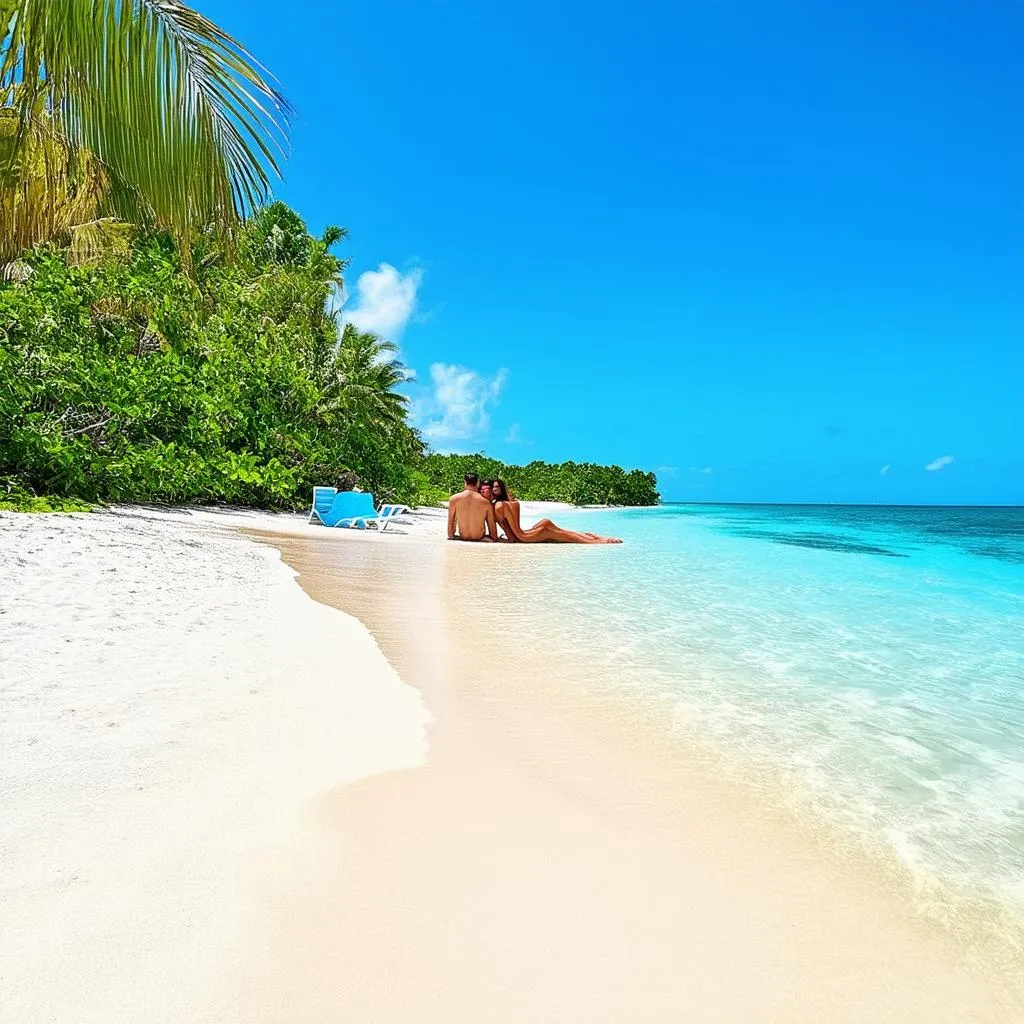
<box><xmin>965</xmin><ymin>544</ymin><xmax>1024</xmax><ymax>565</ymax></box>
<box><xmin>666</xmin><ymin>505</ymin><xmax>1024</xmax><ymax>565</ymax></box>
<box><xmin>727</xmin><ymin>528</ymin><xmax>909</xmax><ymax>558</ymax></box>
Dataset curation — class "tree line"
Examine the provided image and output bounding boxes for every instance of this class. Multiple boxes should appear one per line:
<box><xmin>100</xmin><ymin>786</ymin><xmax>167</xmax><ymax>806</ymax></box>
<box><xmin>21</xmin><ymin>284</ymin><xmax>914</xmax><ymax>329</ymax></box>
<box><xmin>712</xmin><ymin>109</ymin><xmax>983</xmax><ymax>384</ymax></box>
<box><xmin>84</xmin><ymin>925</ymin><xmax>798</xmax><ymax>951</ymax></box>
<box><xmin>420</xmin><ymin>455</ymin><xmax>658</xmax><ymax>507</ymax></box>
<box><xmin>0</xmin><ymin>206</ymin><xmax>418</xmax><ymax>509</ymax></box>
<box><xmin>0</xmin><ymin>205</ymin><xmax>659</xmax><ymax>511</ymax></box>
<box><xmin>0</xmin><ymin>4</ymin><xmax>658</xmax><ymax>512</ymax></box>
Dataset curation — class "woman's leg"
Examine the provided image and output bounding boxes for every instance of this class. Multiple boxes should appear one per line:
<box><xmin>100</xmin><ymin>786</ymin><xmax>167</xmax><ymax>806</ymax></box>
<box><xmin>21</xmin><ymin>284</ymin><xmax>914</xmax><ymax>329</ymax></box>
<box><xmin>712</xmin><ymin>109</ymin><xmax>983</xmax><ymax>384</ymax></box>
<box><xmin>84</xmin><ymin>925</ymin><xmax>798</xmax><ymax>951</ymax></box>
<box><xmin>522</xmin><ymin>519</ymin><xmax>621</xmax><ymax>544</ymax></box>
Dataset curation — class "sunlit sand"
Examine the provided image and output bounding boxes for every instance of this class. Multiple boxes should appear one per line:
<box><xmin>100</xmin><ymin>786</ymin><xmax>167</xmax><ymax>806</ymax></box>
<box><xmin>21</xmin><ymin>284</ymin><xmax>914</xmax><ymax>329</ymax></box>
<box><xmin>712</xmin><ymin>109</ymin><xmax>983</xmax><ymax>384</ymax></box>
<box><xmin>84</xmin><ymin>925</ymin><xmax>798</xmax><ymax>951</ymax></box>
<box><xmin>2</xmin><ymin>506</ymin><xmax>1020</xmax><ymax>1022</ymax></box>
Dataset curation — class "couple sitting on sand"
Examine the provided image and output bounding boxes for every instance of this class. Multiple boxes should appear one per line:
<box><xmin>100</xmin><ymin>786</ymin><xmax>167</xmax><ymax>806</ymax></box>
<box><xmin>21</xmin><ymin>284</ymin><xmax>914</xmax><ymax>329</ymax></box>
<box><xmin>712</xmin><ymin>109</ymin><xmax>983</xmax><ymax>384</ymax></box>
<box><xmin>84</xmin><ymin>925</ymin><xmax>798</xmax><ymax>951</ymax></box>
<box><xmin>447</xmin><ymin>473</ymin><xmax>621</xmax><ymax>544</ymax></box>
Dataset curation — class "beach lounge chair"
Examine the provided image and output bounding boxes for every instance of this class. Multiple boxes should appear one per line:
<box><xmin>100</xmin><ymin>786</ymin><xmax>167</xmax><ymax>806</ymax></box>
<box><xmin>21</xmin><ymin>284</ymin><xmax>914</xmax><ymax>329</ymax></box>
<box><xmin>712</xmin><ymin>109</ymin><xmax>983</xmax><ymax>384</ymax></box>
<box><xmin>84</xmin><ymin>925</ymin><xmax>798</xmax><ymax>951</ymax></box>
<box><xmin>308</xmin><ymin>486</ymin><xmax>338</xmax><ymax>523</ymax></box>
<box><xmin>373</xmin><ymin>504</ymin><xmax>413</xmax><ymax>531</ymax></box>
<box><xmin>312</xmin><ymin>490</ymin><xmax>377</xmax><ymax>528</ymax></box>
<box><xmin>309</xmin><ymin>490</ymin><xmax>409</xmax><ymax>531</ymax></box>
<box><xmin>351</xmin><ymin>498</ymin><xmax>412</xmax><ymax>531</ymax></box>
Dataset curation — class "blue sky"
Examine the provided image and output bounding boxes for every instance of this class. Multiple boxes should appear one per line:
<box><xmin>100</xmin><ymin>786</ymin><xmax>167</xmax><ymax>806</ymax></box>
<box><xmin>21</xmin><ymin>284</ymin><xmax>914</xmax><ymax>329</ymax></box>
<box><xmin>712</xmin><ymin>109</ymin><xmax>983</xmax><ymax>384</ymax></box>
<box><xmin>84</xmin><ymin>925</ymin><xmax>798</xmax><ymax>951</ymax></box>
<box><xmin>205</xmin><ymin>0</ymin><xmax>1022</xmax><ymax>503</ymax></box>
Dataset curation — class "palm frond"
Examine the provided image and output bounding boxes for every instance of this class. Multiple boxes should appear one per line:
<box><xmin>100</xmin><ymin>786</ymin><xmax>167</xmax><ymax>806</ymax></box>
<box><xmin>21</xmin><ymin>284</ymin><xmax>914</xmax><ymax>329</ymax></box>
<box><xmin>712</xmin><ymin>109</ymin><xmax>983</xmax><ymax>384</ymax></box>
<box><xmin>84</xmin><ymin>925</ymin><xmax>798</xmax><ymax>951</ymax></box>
<box><xmin>321</xmin><ymin>225</ymin><xmax>348</xmax><ymax>249</ymax></box>
<box><xmin>326</xmin><ymin>323</ymin><xmax>414</xmax><ymax>424</ymax></box>
<box><xmin>66</xmin><ymin>217</ymin><xmax>135</xmax><ymax>264</ymax></box>
<box><xmin>1</xmin><ymin>257</ymin><xmax>31</xmax><ymax>282</ymax></box>
<box><xmin>0</xmin><ymin>104</ymin><xmax>111</xmax><ymax>262</ymax></box>
<box><xmin>1</xmin><ymin>0</ymin><xmax>291</xmax><ymax>250</ymax></box>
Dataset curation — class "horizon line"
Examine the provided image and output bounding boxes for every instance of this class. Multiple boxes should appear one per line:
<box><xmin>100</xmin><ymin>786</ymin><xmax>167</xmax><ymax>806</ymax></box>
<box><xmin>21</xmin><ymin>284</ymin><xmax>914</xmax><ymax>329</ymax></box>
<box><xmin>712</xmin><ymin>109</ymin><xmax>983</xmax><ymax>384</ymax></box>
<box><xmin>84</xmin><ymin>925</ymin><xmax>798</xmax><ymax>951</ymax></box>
<box><xmin>657</xmin><ymin>501</ymin><xmax>1024</xmax><ymax>509</ymax></box>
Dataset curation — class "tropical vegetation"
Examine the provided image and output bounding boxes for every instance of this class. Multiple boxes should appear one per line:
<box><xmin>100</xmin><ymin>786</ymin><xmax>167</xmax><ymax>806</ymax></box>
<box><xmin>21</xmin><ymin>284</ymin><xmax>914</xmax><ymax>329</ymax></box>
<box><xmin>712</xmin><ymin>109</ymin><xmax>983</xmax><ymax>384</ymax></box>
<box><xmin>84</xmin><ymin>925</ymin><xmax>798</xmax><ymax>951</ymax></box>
<box><xmin>0</xmin><ymin>206</ymin><xmax>428</xmax><ymax>509</ymax></box>
<box><xmin>0</xmin><ymin>2</ymin><xmax>658</xmax><ymax>513</ymax></box>
<box><xmin>0</xmin><ymin>207</ymin><xmax>658</xmax><ymax>510</ymax></box>
<box><xmin>1</xmin><ymin>0</ymin><xmax>288</xmax><ymax>266</ymax></box>
<box><xmin>420</xmin><ymin>454</ymin><xmax>658</xmax><ymax>506</ymax></box>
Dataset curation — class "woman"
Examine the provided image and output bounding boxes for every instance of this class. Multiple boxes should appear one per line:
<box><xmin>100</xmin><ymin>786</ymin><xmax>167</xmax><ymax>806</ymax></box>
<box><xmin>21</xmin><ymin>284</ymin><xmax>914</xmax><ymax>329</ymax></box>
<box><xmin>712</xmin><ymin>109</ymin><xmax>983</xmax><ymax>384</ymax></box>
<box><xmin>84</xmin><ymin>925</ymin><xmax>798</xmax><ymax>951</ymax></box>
<box><xmin>490</xmin><ymin>478</ymin><xmax>621</xmax><ymax>544</ymax></box>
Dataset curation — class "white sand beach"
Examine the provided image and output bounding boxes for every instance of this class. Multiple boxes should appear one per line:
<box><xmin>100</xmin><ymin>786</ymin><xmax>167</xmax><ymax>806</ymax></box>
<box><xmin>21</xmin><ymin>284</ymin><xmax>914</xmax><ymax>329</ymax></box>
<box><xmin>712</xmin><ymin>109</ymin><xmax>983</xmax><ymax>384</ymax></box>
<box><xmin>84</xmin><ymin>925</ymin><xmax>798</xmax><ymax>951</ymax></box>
<box><xmin>0</xmin><ymin>506</ymin><xmax>431</xmax><ymax>1022</ymax></box>
<box><xmin>2</xmin><ymin>504</ymin><xmax>1021</xmax><ymax>1022</ymax></box>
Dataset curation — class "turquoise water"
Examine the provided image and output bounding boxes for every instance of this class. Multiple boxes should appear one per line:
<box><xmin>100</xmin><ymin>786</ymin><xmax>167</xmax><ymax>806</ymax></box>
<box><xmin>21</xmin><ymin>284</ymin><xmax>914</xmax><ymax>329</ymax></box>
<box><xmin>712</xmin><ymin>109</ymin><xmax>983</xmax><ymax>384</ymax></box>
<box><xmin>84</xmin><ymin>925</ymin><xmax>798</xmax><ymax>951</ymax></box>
<box><xmin>528</xmin><ymin>504</ymin><xmax>1024</xmax><ymax>954</ymax></box>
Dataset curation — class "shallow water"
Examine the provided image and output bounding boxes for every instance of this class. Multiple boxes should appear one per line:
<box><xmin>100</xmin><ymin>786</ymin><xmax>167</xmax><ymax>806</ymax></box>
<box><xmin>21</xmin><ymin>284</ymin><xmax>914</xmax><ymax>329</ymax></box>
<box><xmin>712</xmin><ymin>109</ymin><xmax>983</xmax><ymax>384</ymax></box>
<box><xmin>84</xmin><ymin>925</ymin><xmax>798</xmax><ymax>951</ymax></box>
<box><xmin>511</xmin><ymin>504</ymin><xmax>1024</xmax><ymax>960</ymax></box>
<box><xmin>255</xmin><ymin>519</ymin><xmax>1024</xmax><ymax>1020</ymax></box>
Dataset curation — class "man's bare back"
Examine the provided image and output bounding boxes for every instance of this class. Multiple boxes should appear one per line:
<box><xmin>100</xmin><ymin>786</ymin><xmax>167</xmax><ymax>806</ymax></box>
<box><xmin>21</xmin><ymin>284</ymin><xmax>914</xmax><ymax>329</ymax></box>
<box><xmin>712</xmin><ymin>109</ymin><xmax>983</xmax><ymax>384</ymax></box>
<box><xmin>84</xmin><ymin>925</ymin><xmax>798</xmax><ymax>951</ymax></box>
<box><xmin>448</xmin><ymin>485</ymin><xmax>498</xmax><ymax>541</ymax></box>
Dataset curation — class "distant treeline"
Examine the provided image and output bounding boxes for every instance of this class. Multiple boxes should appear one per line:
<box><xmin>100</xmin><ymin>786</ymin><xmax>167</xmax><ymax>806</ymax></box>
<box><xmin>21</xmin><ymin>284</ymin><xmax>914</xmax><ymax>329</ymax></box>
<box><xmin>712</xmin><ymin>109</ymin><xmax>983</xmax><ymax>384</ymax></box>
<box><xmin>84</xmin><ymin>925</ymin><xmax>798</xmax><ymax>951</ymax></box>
<box><xmin>421</xmin><ymin>454</ymin><xmax>659</xmax><ymax>507</ymax></box>
<box><xmin>0</xmin><ymin>203</ymin><xmax>658</xmax><ymax>513</ymax></box>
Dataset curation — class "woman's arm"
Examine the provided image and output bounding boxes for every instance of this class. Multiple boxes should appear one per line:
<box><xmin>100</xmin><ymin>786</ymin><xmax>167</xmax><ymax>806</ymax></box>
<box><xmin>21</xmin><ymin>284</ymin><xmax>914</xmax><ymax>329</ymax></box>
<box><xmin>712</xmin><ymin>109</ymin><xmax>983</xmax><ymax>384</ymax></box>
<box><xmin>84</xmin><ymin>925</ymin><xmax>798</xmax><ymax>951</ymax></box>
<box><xmin>507</xmin><ymin>500</ymin><xmax>524</xmax><ymax>534</ymax></box>
<box><xmin>494</xmin><ymin>502</ymin><xmax>524</xmax><ymax>541</ymax></box>
<box><xmin>485</xmin><ymin>502</ymin><xmax>500</xmax><ymax>541</ymax></box>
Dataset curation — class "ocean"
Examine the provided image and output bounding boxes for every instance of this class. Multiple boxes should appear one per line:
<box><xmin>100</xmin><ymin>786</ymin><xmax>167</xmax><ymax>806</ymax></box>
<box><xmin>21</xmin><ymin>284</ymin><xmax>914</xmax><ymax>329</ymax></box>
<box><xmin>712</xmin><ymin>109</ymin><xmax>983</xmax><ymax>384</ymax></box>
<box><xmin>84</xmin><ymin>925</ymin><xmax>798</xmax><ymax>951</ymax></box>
<box><xmin>521</xmin><ymin>503</ymin><xmax>1024</xmax><ymax>961</ymax></box>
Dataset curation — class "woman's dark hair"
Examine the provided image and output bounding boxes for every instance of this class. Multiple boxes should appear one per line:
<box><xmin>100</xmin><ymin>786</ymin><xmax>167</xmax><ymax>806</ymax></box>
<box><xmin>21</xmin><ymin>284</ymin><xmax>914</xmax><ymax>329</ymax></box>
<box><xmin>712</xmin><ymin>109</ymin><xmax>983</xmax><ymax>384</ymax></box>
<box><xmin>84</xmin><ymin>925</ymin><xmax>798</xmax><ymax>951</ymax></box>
<box><xmin>491</xmin><ymin>477</ymin><xmax>514</xmax><ymax>501</ymax></box>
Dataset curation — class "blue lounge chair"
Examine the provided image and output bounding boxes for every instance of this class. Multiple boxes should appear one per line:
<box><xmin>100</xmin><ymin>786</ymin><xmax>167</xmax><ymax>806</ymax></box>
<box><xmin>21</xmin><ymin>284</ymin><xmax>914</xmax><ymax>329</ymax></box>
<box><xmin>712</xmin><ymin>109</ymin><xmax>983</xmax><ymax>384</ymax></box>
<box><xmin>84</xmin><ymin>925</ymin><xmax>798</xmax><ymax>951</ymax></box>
<box><xmin>308</xmin><ymin>486</ymin><xmax>338</xmax><ymax>523</ymax></box>
<box><xmin>313</xmin><ymin>491</ymin><xmax>376</xmax><ymax>528</ymax></box>
<box><xmin>374</xmin><ymin>504</ymin><xmax>412</xmax><ymax>531</ymax></box>
<box><xmin>353</xmin><ymin>499</ymin><xmax>412</xmax><ymax>531</ymax></box>
<box><xmin>309</xmin><ymin>490</ymin><xmax>410</xmax><ymax>531</ymax></box>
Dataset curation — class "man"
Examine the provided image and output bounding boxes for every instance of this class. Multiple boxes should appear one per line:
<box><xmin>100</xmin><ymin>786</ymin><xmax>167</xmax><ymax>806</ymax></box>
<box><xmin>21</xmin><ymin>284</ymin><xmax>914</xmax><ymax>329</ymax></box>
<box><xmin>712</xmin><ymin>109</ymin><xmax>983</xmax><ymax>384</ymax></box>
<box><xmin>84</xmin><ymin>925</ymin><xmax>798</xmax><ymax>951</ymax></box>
<box><xmin>447</xmin><ymin>472</ymin><xmax>499</xmax><ymax>542</ymax></box>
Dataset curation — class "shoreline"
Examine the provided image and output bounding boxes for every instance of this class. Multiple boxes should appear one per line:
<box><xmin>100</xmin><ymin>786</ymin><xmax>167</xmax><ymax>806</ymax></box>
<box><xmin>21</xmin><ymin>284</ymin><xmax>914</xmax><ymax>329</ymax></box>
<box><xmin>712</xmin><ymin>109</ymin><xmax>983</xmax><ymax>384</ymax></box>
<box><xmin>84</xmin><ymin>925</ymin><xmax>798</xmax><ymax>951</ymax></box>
<box><xmin>232</xmin><ymin>523</ymin><xmax>1021</xmax><ymax>1021</ymax></box>
<box><xmin>2</xmin><ymin>504</ymin><xmax>1020</xmax><ymax>1021</ymax></box>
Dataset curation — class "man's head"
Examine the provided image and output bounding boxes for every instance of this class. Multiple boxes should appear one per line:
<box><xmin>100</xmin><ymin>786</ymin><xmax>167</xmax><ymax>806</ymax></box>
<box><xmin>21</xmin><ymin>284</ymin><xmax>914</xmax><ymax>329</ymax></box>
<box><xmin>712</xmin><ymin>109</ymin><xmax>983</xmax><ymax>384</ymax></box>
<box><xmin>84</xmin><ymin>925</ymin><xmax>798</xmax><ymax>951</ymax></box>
<box><xmin>464</xmin><ymin>472</ymin><xmax>480</xmax><ymax>491</ymax></box>
<box><xmin>480</xmin><ymin>479</ymin><xmax>493</xmax><ymax>501</ymax></box>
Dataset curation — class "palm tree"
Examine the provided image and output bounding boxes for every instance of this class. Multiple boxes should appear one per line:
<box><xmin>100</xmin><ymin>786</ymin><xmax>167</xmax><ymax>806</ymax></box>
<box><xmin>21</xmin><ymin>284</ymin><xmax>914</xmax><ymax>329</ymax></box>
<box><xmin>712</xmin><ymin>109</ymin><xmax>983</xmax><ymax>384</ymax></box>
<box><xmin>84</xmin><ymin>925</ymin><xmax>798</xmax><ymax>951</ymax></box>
<box><xmin>328</xmin><ymin>324</ymin><xmax>414</xmax><ymax>428</ymax></box>
<box><xmin>0</xmin><ymin>0</ymin><xmax>290</xmax><ymax>264</ymax></box>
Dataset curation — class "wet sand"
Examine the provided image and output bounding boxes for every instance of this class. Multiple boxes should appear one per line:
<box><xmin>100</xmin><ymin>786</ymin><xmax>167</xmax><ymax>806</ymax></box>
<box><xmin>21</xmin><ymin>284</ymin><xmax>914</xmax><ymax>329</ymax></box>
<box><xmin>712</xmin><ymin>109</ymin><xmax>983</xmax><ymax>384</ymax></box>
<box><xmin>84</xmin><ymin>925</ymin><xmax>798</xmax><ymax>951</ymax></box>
<box><xmin>218</xmin><ymin>530</ymin><xmax>1021</xmax><ymax>1023</ymax></box>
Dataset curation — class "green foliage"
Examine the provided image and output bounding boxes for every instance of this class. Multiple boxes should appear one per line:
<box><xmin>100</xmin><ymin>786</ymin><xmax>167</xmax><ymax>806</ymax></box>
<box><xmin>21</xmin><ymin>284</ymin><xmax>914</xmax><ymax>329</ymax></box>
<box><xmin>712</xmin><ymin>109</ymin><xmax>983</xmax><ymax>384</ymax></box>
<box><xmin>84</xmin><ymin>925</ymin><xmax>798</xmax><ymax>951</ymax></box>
<box><xmin>0</xmin><ymin>201</ymin><xmax>659</xmax><ymax>512</ymax></box>
<box><xmin>0</xmin><ymin>203</ymin><xmax>423</xmax><ymax>509</ymax></box>
<box><xmin>0</xmin><ymin>479</ymin><xmax>92</xmax><ymax>512</ymax></box>
<box><xmin>420</xmin><ymin>453</ymin><xmax>659</xmax><ymax>506</ymax></box>
<box><xmin>1</xmin><ymin>0</ymin><xmax>290</xmax><ymax>262</ymax></box>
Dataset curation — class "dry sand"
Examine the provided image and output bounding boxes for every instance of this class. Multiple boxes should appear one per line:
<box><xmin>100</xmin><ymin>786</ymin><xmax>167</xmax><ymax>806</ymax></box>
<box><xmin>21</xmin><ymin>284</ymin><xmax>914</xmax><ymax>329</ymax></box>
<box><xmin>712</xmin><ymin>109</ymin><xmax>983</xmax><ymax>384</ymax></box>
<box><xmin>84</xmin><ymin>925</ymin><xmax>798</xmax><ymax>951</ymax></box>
<box><xmin>2</xmin><ymin>504</ymin><xmax>1020</xmax><ymax>1022</ymax></box>
<box><xmin>0</xmin><ymin>506</ymin><xmax>429</xmax><ymax>1023</ymax></box>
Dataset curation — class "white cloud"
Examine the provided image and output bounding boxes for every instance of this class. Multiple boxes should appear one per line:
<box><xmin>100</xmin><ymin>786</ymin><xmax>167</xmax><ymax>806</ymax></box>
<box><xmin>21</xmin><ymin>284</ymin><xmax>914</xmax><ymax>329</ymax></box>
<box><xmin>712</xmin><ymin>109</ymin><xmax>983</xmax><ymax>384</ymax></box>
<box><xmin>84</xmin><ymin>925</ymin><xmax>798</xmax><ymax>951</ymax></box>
<box><xmin>689</xmin><ymin>466</ymin><xmax>714</xmax><ymax>475</ymax></box>
<box><xmin>880</xmin><ymin>464</ymin><xmax>891</xmax><ymax>476</ymax></box>
<box><xmin>416</xmin><ymin>363</ymin><xmax>509</xmax><ymax>445</ymax></box>
<box><xmin>505</xmin><ymin>423</ymin><xmax>522</xmax><ymax>443</ymax></box>
<box><xmin>342</xmin><ymin>263</ymin><xmax>422</xmax><ymax>340</ymax></box>
<box><xmin>925</xmin><ymin>455</ymin><xmax>955</xmax><ymax>472</ymax></box>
